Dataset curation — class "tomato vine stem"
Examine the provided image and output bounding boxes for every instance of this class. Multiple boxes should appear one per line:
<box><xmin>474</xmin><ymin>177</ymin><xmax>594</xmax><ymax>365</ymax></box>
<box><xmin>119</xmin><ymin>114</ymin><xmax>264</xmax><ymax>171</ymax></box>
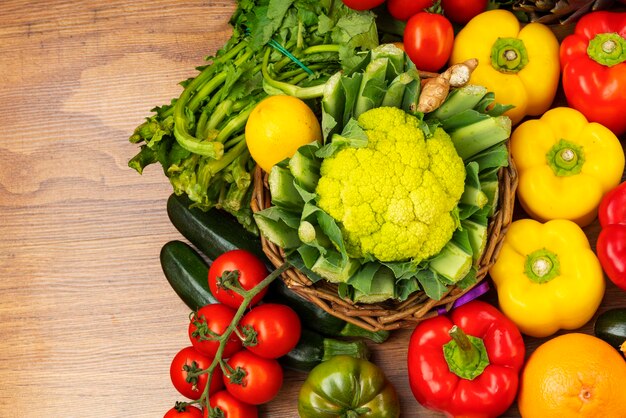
<box><xmin>196</xmin><ymin>262</ymin><xmax>290</xmax><ymax>410</ymax></box>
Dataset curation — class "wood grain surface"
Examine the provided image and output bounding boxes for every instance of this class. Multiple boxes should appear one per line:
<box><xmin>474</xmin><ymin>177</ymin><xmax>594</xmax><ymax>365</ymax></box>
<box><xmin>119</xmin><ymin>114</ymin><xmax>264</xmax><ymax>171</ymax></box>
<box><xmin>1</xmin><ymin>1</ymin><xmax>624</xmax><ymax>417</ymax></box>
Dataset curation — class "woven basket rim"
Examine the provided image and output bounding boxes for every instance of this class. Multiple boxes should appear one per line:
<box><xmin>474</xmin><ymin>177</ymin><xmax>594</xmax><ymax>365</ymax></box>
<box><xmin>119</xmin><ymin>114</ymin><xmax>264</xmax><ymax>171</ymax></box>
<box><xmin>251</xmin><ymin>145</ymin><xmax>518</xmax><ymax>332</ymax></box>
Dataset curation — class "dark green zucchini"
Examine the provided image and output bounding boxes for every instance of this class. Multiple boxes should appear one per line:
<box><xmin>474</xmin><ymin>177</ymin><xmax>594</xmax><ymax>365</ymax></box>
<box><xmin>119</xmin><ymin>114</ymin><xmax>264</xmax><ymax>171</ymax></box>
<box><xmin>160</xmin><ymin>240</ymin><xmax>217</xmax><ymax>310</ymax></box>
<box><xmin>281</xmin><ymin>328</ymin><xmax>371</xmax><ymax>372</ymax></box>
<box><xmin>167</xmin><ymin>192</ymin><xmax>389</xmax><ymax>343</ymax></box>
<box><xmin>594</xmin><ymin>308</ymin><xmax>626</xmax><ymax>352</ymax></box>
<box><xmin>268</xmin><ymin>279</ymin><xmax>390</xmax><ymax>343</ymax></box>
<box><xmin>166</xmin><ymin>193</ymin><xmax>270</xmax><ymax>264</ymax></box>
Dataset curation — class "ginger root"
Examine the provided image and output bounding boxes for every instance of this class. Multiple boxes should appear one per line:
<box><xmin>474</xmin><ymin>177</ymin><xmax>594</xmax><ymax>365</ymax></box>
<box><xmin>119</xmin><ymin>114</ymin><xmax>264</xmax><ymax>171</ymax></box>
<box><xmin>416</xmin><ymin>58</ymin><xmax>479</xmax><ymax>114</ymax></box>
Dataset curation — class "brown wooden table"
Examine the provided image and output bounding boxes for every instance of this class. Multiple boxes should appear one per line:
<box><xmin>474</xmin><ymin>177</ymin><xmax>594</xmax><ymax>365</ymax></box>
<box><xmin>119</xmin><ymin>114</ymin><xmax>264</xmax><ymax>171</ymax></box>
<box><xmin>1</xmin><ymin>1</ymin><xmax>624</xmax><ymax>416</ymax></box>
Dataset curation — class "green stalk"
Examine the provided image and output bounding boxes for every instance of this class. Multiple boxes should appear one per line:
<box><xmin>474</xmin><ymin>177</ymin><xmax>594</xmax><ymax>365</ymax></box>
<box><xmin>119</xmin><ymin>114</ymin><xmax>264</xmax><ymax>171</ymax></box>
<box><xmin>261</xmin><ymin>48</ymin><xmax>327</xmax><ymax>99</ymax></box>
<box><xmin>321</xmin><ymin>71</ymin><xmax>345</xmax><ymax>141</ymax></box>
<box><xmin>430</xmin><ymin>85</ymin><xmax>488</xmax><ymax>121</ymax></box>
<box><xmin>401</xmin><ymin>61</ymin><xmax>420</xmax><ymax>115</ymax></box>
<box><xmin>215</xmin><ymin>102</ymin><xmax>255</xmax><ymax>143</ymax></box>
<box><xmin>449</xmin><ymin>116</ymin><xmax>512</xmax><ymax>161</ymax></box>
<box><xmin>371</xmin><ymin>43</ymin><xmax>405</xmax><ymax>79</ymax></box>
<box><xmin>207</xmin><ymin>99</ymin><xmax>234</xmax><ymax>133</ymax></box>
<box><xmin>479</xmin><ymin>179</ymin><xmax>499</xmax><ymax>216</ymax></box>
<box><xmin>277</xmin><ymin>64</ymin><xmax>326</xmax><ymax>81</ymax></box>
<box><xmin>429</xmin><ymin>241</ymin><xmax>472</xmax><ymax>282</ymax></box>
<box><xmin>223</xmin><ymin>133</ymin><xmax>245</xmax><ymax>151</ymax></box>
<box><xmin>188</xmin><ymin>45</ymin><xmax>253</xmax><ymax>111</ymax></box>
<box><xmin>381</xmin><ymin>71</ymin><xmax>415</xmax><ymax>108</ymax></box>
<box><xmin>354</xmin><ymin>57</ymin><xmax>388</xmax><ymax>118</ymax></box>
<box><xmin>195</xmin><ymin>107</ymin><xmax>211</xmax><ymax>139</ymax></box>
<box><xmin>254</xmin><ymin>208</ymin><xmax>303</xmax><ymax>249</ymax></box>
<box><xmin>461</xmin><ymin>219</ymin><xmax>488</xmax><ymax>264</ymax></box>
<box><xmin>268</xmin><ymin>165</ymin><xmax>305</xmax><ymax>211</ymax></box>
<box><xmin>321</xmin><ymin>337</ymin><xmax>371</xmax><ymax>361</ymax></box>
<box><xmin>204</xmin><ymin>135</ymin><xmax>247</xmax><ymax>176</ymax></box>
<box><xmin>353</xmin><ymin>268</ymin><xmax>395</xmax><ymax>303</ymax></box>
<box><xmin>302</xmin><ymin>44</ymin><xmax>342</xmax><ymax>54</ymax></box>
<box><xmin>460</xmin><ymin>186</ymin><xmax>489</xmax><ymax>209</ymax></box>
<box><xmin>173</xmin><ymin>70</ymin><xmax>228</xmax><ymax>157</ymax></box>
<box><xmin>337</xmin><ymin>322</ymin><xmax>390</xmax><ymax>343</ymax></box>
<box><xmin>128</xmin><ymin>146</ymin><xmax>157</xmax><ymax>174</ymax></box>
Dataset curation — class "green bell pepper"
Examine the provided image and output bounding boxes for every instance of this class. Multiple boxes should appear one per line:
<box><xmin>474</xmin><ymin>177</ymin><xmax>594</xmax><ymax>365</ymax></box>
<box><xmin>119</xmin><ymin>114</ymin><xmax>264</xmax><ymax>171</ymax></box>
<box><xmin>297</xmin><ymin>355</ymin><xmax>400</xmax><ymax>418</ymax></box>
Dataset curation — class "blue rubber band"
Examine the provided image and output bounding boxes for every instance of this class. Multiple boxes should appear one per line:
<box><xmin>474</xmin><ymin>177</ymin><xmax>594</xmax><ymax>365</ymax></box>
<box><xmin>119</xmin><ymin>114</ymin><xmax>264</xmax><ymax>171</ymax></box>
<box><xmin>267</xmin><ymin>39</ymin><xmax>314</xmax><ymax>75</ymax></box>
<box><xmin>244</xmin><ymin>28</ymin><xmax>314</xmax><ymax>75</ymax></box>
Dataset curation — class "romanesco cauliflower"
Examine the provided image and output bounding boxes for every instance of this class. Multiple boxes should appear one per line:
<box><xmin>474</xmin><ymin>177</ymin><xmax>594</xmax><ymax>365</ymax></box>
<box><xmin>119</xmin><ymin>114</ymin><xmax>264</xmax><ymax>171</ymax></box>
<box><xmin>315</xmin><ymin>106</ymin><xmax>465</xmax><ymax>262</ymax></box>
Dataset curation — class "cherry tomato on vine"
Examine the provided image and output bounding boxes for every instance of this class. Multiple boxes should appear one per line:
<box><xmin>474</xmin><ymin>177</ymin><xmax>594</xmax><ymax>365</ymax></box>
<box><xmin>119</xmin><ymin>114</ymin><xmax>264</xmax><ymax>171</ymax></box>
<box><xmin>188</xmin><ymin>304</ymin><xmax>242</xmax><ymax>358</ymax></box>
<box><xmin>208</xmin><ymin>250</ymin><xmax>268</xmax><ymax>309</ymax></box>
<box><xmin>223</xmin><ymin>350</ymin><xmax>283</xmax><ymax>405</ymax></box>
<box><xmin>403</xmin><ymin>12</ymin><xmax>454</xmax><ymax>72</ymax></box>
<box><xmin>164</xmin><ymin>403</ymin><xmax>203</xmax><ymax>418</ymax></box>
<box><xmin>240</xmin><ymin>303</ymin><xmax>301</xmax><ymax>359</ymax></box>
<box><xmin>203</xmin><ymin>390</ymin><xmax>259</xmax><ymax>418</ymax></box>
<box><xmin>169</xmin><ymin>346</ymin><xmax>224</xmax><ymax>400</ymax></box>
<box><xmin>442</xmin><ymin>0</ymin><xmax>489</xmax><ymax>24</ymax></box>
<box><xmin>341</xmin><ymin>0</ymin><xmax>385</xmax><ymax>10</ymax></box>
<box><xmin>387</xmin><ymin>0</ymin><xmax>435</xmax><ymax>21</ymax></box>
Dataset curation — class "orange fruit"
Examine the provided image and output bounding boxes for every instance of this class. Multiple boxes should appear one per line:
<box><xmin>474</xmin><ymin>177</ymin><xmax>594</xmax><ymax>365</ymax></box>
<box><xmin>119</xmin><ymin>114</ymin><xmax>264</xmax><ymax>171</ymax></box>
<box><xmin>518</xmin><ymin>333</ymin><xmax>626</xmax><ymax>418</ymax></box>
<box><xmin>245</xmin><ymin>95</ymin><xmax>321</xmax><ymax>172</ymax></box>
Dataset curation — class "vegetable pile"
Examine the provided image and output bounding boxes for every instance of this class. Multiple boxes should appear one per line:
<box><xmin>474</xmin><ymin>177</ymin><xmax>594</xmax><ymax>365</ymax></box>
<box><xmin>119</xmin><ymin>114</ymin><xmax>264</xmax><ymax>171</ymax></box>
<box><xmin>126</xmin><ymin>0</ymin><xmax>626</xmax><ymax>416</ymax></box>
<box><xmin>129</xmin><ymin>0</ymin><xmax>380</xmax><ymax>233</ymax></box>
<box><xmin>254</xmin><ymin>43</ymin><xmax>512</xmax><ymax>302</ymax></box>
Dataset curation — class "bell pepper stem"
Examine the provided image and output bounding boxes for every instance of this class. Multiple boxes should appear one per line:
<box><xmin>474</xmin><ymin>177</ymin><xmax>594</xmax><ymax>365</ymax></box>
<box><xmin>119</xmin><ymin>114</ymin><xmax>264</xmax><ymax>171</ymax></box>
<box><xmin>490</xmin><ymin>37</ymin><xmax>528</xmax><ymax>74</ymax></box>
<box><xmin>524</xmin><ymin>248</ymin><xmax>560</xmax><ymax>284</ymax></box>
<box><xmin>546</xmin><ymin>139</ymin><xmax>585</xmax><ymax>177</ymax></box>
<box><xmin>443</xmin><ymin>325</ymin><xmax>490</xmax><ymax>380</ymax></box>
<box><xmin>587</xmin><ymin>33</ymin><xmax>626</xmax><ymax>67</ymax></box>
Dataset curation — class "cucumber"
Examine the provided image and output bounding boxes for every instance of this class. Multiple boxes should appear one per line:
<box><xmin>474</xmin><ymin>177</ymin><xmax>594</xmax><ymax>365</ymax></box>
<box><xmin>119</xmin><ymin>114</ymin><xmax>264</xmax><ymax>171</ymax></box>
<box><xmin>281</xmin><ymin>328</ymin><xmax>371</xmax><ymax>372</ymax></box>
<box><xmin>166</xmin><ymin>193</ymin><xmax>270</xmax><ymax>264</ymax></box>
<box><xmin>594</xmin><ymin>308</ymin><xmax>626</xmax><ymax>352</ymax></box>
<box><xmin>160</xmin><ymin>240</ymin><xmax>217</xmax><ymax>310</ymax></box>
<box><xmin>167</xmin><ymin>193</ymin><xmax>389</xmax><ymax>343</ymax></box>
<box><xmin>268</xmin><ymin>279</ymin><xmax>390</xmax><ymax>343</ymax></box>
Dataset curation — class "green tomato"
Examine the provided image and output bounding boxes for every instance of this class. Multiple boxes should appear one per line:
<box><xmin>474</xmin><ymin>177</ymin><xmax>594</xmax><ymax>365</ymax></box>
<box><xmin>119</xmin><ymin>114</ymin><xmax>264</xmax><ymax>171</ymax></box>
<box><xmin>298</xmin><ymin>355</ymin><xmax>400</xmax><ymax>418</ymax></box>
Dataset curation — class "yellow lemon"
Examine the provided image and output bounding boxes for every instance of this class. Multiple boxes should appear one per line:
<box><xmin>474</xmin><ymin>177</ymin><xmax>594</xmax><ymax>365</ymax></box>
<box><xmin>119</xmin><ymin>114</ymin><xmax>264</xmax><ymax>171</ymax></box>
<box><xmin>245</xmin><ymin>95</ymin><xmax>322</xmax><ymax>172</ymax></box>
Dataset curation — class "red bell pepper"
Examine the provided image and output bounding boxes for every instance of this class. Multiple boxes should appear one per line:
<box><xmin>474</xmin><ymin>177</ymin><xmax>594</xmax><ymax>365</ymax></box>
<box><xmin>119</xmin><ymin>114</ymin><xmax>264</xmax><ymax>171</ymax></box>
<box><xmin>560</xmin><ymin>11</ymin><xmax>626</xmax><ymax>136</ymax></box>
<box><xmin>407</xmin><ymin>300</ymin><xmax>525</xmax><ymax>418</ymax></box>
<box><xmin>597</xmin><ymin>180</ymin><xmax>626</xmax><ymax>291</ymax></box>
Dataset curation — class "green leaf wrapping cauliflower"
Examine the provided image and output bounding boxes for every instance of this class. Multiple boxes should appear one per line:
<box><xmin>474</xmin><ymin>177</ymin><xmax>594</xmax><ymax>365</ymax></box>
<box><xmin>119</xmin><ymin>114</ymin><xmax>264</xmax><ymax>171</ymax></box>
<box><xmin>315</xmin><ymin>107</ymin><xmax>466</xmax><ymax>263</ymax></box>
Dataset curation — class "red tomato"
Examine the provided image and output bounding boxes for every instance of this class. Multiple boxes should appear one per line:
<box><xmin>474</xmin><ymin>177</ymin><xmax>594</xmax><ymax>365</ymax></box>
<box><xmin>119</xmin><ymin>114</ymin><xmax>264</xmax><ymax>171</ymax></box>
<box><xmin>387</xmin><ymin>0</ymin><xmax>435</xmax><ymax>21</ymax></box>
<box><xmin>223</xmin><ymin>350</ymin><xmax>283</xmax><ymax>405</ymax></box>
<box><xmin>203</xmin><ymin>390</ymin><xmax>259</xmax><ymax>418</ymax></box>
<box><xmin>442</xmin><ymin>0</ymin><xmax>489</xmax><ymax>24</ymax></box>
<box><xmin>240</xmin><ymin>303</ymin><xmax>301</xmax><ymax>359</ymax></box>
<box><xmin>169</xmin><ymin>346</ymin><xmax>224</xmax><ymax>400</ymax></box>
<box><xmin>403</xmin><ymin>12</ymin><xmax>454</xmax><ymax>72</ymax></box>
<box><xmin>188</xmin><ymin>304</ymin><xmax>242</xmax><ymax>358</ymax></box>
<box><xmin>208</xmin><ymin>250</ymin><xmax>269</xmax><ymax>309</ymax></box>
<box><xmin>341</xmin><ymin>0</ymin><xmax>385</xmax><ymax>10</ymax></box>
<box><xmin>164</xmin><ymin>403</ymin><xmax>203</xmax><ymax>418</ymax></box>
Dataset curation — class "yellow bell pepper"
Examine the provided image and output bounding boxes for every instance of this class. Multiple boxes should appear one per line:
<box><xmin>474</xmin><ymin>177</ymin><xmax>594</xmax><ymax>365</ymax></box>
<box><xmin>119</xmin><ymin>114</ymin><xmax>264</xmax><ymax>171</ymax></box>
<box><xmin>489</xmin><ymin>219</ymin><xmax>605</xmax><ymax>338</ymax></box>
<box><xmin>450</xmin><ymin>9</ymin><xmax>560</xmax><ymax>125</ymax></box>
<box><xmin>511</xmin><ymin>107</ymin><xmax>625</xmax><ymax>227</ymax></box>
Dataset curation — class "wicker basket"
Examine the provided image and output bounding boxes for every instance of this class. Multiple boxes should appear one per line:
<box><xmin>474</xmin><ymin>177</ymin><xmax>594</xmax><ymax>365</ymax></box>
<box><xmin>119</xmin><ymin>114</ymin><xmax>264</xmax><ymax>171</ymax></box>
<box><xmin>251</xmin><ymin>148</ymin><xmax>518</xmax><ymax>332</ymax></box>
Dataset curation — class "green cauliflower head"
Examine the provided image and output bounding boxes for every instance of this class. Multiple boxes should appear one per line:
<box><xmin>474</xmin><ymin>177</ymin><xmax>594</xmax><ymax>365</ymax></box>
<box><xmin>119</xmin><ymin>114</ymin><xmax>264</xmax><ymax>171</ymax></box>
<box><xmin>315</xmin><ymin>106</ymin><xmax>465</xmax><ymax>263</ymax></box>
